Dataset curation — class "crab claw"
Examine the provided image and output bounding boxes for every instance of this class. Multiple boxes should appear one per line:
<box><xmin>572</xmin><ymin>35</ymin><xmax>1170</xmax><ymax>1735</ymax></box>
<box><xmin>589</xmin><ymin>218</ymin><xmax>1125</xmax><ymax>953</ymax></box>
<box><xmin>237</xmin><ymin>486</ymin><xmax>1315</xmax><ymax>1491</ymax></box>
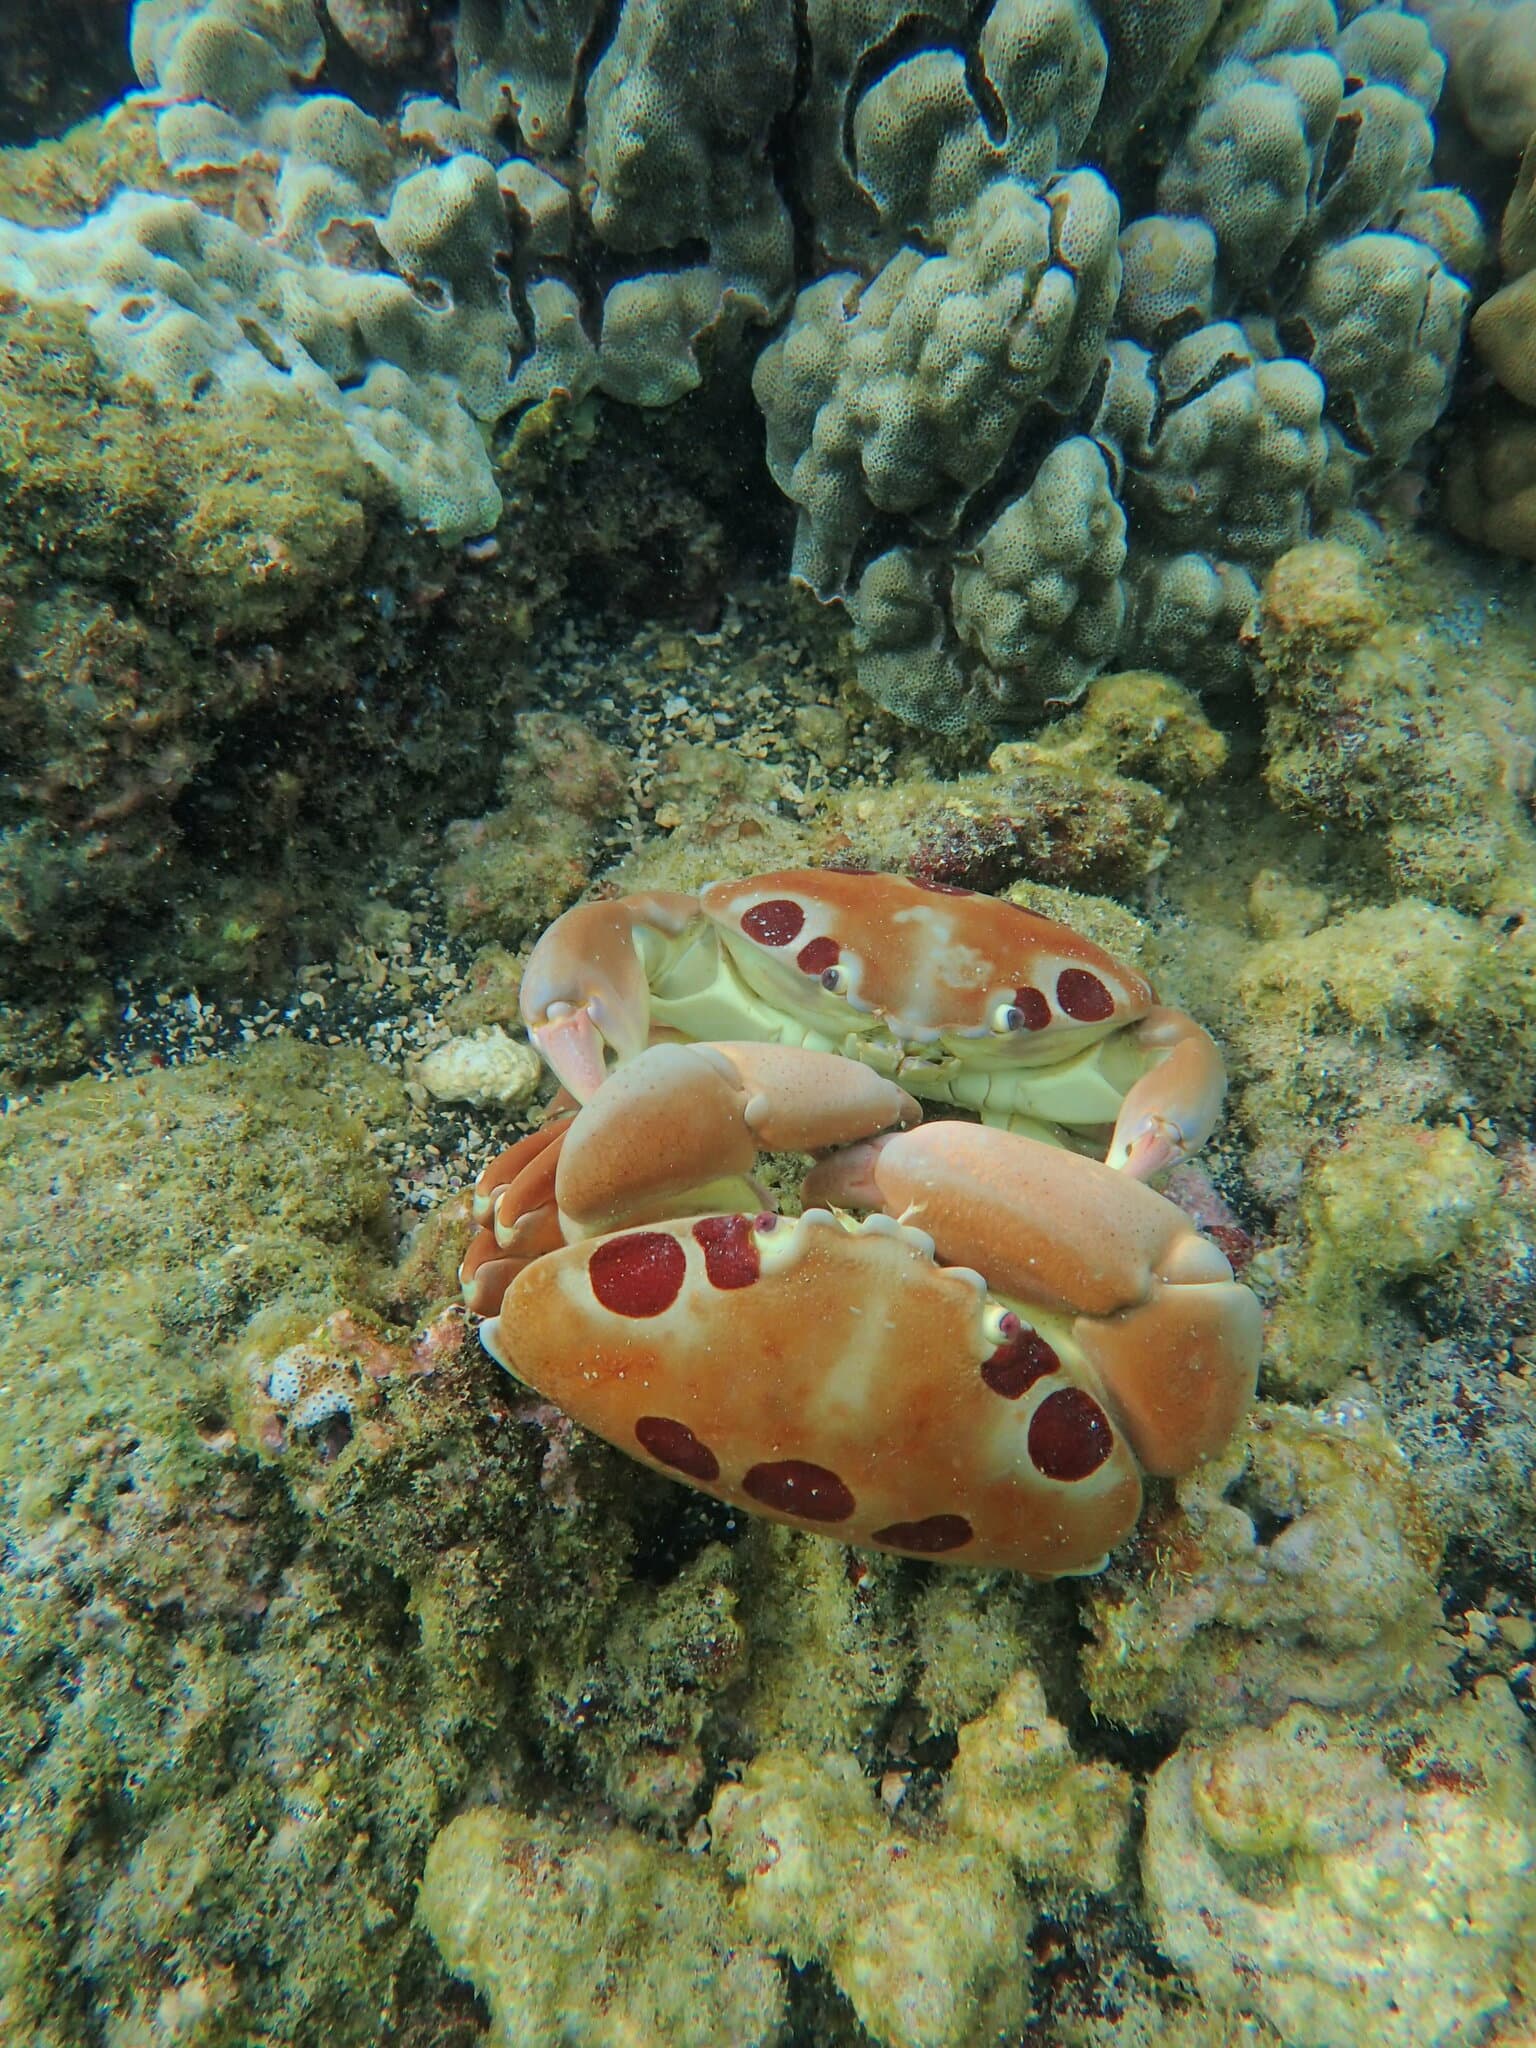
<box><xmin>520</xmin><ymin>891</ymin><xmax>699</xmax><ymax>1102</ymax></box>
<box><xmin>470</xmin><ymin>1118</ymin><xmax>570</xmax><ymax>1229</ymax></box>
<box><xmin>554</xmin><ymin>1041</ymin><xmax>921</xmax><ymax>1239</ymax></box>
<box><xmin>461</xmin><ymin>1228</ymin><xmax>534</xmax><ymax>1318</ymax></box>
<box><xmin>527</xmin><ymin>1005</ymin><xmax>611</xmax><ymax>1104</ymax></box>
<box><xmin>806</xmin><ymin>1120</ymin><xmax>1260</xmax><ymax>1478</ymax></box>
<box><xmin>1104</xmin><ymin>1009</ymin><xmax>1226</xmax><ymax>1178</ymax></box>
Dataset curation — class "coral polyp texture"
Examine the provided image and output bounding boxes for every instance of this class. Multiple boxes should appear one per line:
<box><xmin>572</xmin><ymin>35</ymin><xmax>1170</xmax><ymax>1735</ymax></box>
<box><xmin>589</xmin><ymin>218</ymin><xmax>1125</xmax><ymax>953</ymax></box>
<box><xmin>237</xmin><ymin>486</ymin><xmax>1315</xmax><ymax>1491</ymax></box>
<box><xmin>760</xmin><ymin>0</ymin><xmax>1476</xmax><ymax>724</ymax></box>
<box><xmin>0</xmin><ymin>0</ymin><xmax>1480</xmax><ymax>719</ymax></box>
<box><xmin>1409</xmin><ymin>0</ymin><xmax>1536</xmax><ymax>558</ymax></box>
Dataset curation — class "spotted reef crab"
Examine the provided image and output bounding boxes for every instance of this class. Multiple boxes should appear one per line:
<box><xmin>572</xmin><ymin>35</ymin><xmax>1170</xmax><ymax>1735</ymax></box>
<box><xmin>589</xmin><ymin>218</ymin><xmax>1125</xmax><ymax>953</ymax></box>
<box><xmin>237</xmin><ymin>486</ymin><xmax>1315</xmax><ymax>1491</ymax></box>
<box><xmin>460</xmin><ymin>873</ymin><xmax>1261</xmax><ymax>1577</ymax></box>
<box><xmin>466</xmin><ymin>872</ymin><xmax>1261</xmax><ymax>1572</ymax></box>
<box><xmin>517</xmin><ymin>868</ymin><xmax>1227</xmax><ymax>1177</ymax></box>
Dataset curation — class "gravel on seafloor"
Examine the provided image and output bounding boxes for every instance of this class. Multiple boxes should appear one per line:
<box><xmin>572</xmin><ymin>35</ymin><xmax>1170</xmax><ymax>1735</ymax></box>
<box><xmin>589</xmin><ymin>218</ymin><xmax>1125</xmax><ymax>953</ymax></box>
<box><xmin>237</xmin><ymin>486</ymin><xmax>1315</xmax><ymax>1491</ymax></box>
<box><xmin>12</xmin><ymin>585</ymin><xmax>941</xmax><ymax>1216</ymax></box>
<box><xmin>535</xmin><ymin>579</ymin><xmax>947</xmax><ymax>869</ymax></box>
<box><xmin>83</xmin><ymin>886</ymin><xmax>502</xmax><ymax>1214</ymax></box>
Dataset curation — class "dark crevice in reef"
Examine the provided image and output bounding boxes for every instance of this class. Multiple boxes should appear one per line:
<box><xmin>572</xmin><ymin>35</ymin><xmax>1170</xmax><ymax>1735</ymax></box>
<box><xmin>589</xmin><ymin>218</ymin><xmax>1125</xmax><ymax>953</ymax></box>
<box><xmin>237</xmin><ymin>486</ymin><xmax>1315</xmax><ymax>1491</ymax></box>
<box><xmin>569</xmin><ymin>0</ymin><xmax>626</xmax><ymax>143</ymax></box>
<box><xmin>627</xmin><ymin>1486</ymin><xmax>748</xmax><ymax>1586</ymax></box>
<box><xmin>0</xmin><ymin>0</ymin><xmax>135</xmax><ymax>145</ymax></box>
<box><xmin>773</xmin><ymin>0</ymin><xmax>819</xmax><ymax>283</ymax></box>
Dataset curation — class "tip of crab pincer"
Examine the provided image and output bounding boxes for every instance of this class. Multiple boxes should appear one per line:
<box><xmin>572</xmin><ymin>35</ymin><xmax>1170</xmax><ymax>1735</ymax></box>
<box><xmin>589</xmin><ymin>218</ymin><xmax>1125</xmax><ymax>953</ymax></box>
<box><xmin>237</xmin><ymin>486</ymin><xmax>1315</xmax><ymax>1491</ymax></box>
<box><xmin>529</xmin><ymin>1005</ymin><xmax>610</xmax><ymax>1103</ymax></box>
<box><xmin>1107</xmin><ymin>1116</ymin><xmax>1185</xmax><ymax>1179</ymax></box>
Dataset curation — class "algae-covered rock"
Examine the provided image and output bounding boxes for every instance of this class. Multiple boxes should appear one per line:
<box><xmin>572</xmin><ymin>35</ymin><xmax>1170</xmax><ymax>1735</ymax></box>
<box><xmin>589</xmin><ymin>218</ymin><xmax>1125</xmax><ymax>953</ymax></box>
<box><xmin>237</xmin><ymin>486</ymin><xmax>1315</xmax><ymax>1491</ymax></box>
<box><xmin>724</xmin><ymin>1525</ymin><xmax>915</xmax><ymax>1756</ymax></box>
<box><xmin>1234</xmin><ymin>899</ymin><xmax>1536</xmax><ymax>1190</ymax></box>
<box><xmin>0</xmin><ymin>1040</ymin><xmax>659</xmax><ymax>2046</ymax></box>
<box><xmin>1083</xmin><ymin>1398</ymin><xmax>1450</xmax><ymax>1732</ymax></box>
<box><xmin>1374</xmin><ymin>1138</ymin><xmax>1536</xmax><ymax>1576</ymax></box>
<box><xmin>441</xmin><ymin>710</ymin><xmax>630</xmax><ymax>945</ymax></box>
<box><xmin>910</xmin><ymin>1569</ymin><xmax>1081</xmax><ymax>1736</ymax></box>
<box><xmin>713</xmin><ymin>1747</ymin><xmax>1027</xmax><ymax>2048</ymax></box>
<box><xmin>1263</xmin><ymin>1119</ymin><xmax>1501</xmax><ymax>1397</ymax></box>
<box><xmin>708</xmin><ymin>1658</ymin><xmax>1134</xmax><ymax>2048</ymax></box>
<box><xmin>0</xmin><ymin>1040</ymin><xmax>403</xmax><ymax>1501</ymax></box>
<box><xmin>0</xmin><ymin>295</ymin><xmax>513</xmax><ymax>1069</ymax></box>
<box><xmin>1144</xmin><ymin>1684</ymin><xmax>1536</xmax><ymax>2048</ymax></box>
<box><xmin>524</xmin><ymin>1540</ymin><xmax>747</xmax><ymax>1829</ymax></box>
<box><xmin>823</xmin><ymin>672</ymin><xmax>1228</xmax><ymax>898</ymax></box>
<box><xmin>1013</xmin><ymin>668</ymin><xmax>1230</xmax><ymax>790</ymax></box>
<box><xmin>422</xmin><ymin>1647</ymin><xmax>1136</xmax><ymax>2048</ymax></box>
<box><xmin>420</xmin><ymin>1805</ymin><xmax>786</xmax><ymax>2048</ymax></box>
<box><xmin>0</xmin><ymin>1044</ymin><xmax>410</xmax><ymax>2040</ymax></box>
<box><xmin>942</xmin><ymin>1666</ymin><xmax>1133</xmax><ymax>1898</ymax></box>
<box><xmin>1259</xmin><ymin>541</ymin><xmax>1536</xmax><ymax>913</ymax></box>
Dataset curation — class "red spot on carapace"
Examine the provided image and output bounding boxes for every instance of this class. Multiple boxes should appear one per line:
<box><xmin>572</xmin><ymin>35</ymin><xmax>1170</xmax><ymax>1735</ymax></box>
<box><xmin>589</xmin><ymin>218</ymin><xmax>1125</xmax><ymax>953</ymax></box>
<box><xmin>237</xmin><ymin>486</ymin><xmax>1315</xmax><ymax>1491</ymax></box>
<box><xmin>588</xmin><ymin>1231</ymin><xmax>686</xmax><ymax>1317</ymax></box>
<box><xmin>1012</xmin><ymin>986</ymin><xmax>1052</xmax><ymax>1031</ymax></box>
<box><xmin>1028</xmin><ymin>1386</ymin><xmax>1114</xmax><ymax>1480</ymax></box>
<box><xmin>742</xmin><ymin>1459</ymin><xmax>856</xmax><ymax>1522</ymax></box>
<box><xmin>1055</xmin><ymin>968</ymin><xmax>1116</xmax><ymax>1023</ymax></box>
<box><xmin>741</xmin><ymin>898</ymin><xmax>805</xmax><ymax>947</ymax></box>
<box><xmin>692</xmin><ymin>1214</ymin><xmax>760</xmax><ymax>1290</ymax></box>
<box><xmin>796</xmin><ymin>935</ymin><xmax>840</xmax><ymax>976</ymax></box>
<box><xmin>981</xmin><ymin>1322</ymin><xmax>1060</xmax><ymax>1399</ymax></box>
<box><xmin>872</xmin><ymin>1513</ymin><xmax>974</xmax><ymax>1553</ymax></box>
<box><xmin>635</xmin><ymin>1414</ymin><xmax>720</xmax><ymax>1481</ymax></box>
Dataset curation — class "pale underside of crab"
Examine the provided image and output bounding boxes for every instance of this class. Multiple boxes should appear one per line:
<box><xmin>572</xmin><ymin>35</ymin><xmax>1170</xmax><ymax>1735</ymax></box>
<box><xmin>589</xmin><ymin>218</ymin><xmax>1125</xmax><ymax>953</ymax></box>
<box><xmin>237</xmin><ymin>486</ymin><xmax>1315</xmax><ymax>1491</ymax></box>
<box><xmin>461</xmin><ymin>1037</ymin><xmax>1262</xmax><ymax>1578</ymax></box>
<box><xmin>518</xmin><ymin>868</ymin><xmax>1227</xmax><ymax>1179</ymax></box>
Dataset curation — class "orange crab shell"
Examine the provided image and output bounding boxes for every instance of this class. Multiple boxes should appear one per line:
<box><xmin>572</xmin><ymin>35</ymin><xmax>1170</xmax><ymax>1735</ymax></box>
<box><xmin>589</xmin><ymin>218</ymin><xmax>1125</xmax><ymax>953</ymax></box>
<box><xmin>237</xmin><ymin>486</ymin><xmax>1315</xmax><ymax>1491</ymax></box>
<box><xmin>701</xmin><ymin>869</ymin><xmax>1155</xmax><ymax>1045</ymax></box>
<box><xmin>482</xmin><ymin>1206</ymin><xmax>1146</xmax><ymax>1577</ymax></box>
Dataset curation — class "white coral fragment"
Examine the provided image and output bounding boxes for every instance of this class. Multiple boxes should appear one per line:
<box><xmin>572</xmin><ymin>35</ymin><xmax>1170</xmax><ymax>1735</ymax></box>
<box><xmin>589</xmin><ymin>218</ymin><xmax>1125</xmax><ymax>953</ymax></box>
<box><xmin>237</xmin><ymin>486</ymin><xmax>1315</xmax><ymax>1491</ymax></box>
<box><xmin>414</xmin><ymin>1027</ymin><xmax>541</xmax><ymax>1109</ymax></box>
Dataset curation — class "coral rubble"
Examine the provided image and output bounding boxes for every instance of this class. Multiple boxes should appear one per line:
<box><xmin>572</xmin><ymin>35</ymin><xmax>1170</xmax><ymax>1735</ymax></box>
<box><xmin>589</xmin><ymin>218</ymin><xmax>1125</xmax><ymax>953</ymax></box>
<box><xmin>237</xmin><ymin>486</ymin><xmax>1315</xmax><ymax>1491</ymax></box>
<box><xmin>421</xmin><ymin>1806</ymin><xmax>787</xmax><ymax>2048</ymax></box>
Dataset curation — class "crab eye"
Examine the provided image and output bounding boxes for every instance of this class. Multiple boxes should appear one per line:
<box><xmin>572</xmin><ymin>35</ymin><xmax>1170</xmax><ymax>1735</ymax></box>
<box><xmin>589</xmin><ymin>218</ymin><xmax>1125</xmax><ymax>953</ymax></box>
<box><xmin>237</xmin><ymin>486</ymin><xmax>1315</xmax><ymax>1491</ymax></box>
<box><xmin>991</xmin><ymin>999</ymin><xmax>1025</xmax><ymax>1034</ymax></box>
<box><xmin>820</xmin><ymin>965</ymin><xmax>846</xmax><ymax>993</ymax></box>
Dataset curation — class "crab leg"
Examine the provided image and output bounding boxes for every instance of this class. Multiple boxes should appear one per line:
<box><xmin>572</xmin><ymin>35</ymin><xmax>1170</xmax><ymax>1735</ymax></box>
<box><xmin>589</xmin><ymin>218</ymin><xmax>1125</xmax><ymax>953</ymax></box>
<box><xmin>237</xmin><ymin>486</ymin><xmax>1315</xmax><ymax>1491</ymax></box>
<box><xmin>1103</xmin><ymin>1008</ymin><xmax>1227</xmax><ymax>1178</ymax></box>
<box><xmin>470</xmin><ymin>1118</ymin><xmax>569</xmax><ymax>1228</ymax></box>
<box><xmin>520</xmin><ymin>890</ymin><xmax>700</xmax><ymax>1102</ymax></box>
<box><xmin>552</xmin><ymin>1041</ymin><xmax>921</xmax><ymax>1238</ymax></box>
<box><xmin>805</xmin><ymin>1120</ymin><xmax>1260</xmax><ymax>1476</ymax></box>
<box><xmin>461</xmin><ymin>1119</ymin><xmax>574</xmax><ymax>1314</ymax></box>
